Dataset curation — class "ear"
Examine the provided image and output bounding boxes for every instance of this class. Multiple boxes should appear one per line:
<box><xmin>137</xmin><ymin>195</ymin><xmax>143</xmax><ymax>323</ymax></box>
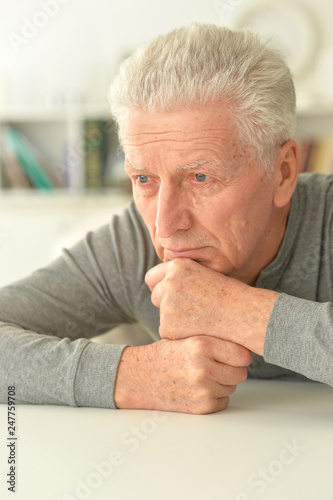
<box><xmin>273</xmin><ymin>140</ymin><xmax>299</xmax><ymax>208</ymax></box>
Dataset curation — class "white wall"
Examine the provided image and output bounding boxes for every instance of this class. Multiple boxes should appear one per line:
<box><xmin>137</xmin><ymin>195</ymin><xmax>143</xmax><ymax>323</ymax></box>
<box><xmin>0</xmin><ymin>0</ymin><xmax>333</xmax><ymax>108</ymax></box>
<box><xmin>0</xmin><ymin>0</ymin><xmax>215</xmax><ymax>107</ymax></box>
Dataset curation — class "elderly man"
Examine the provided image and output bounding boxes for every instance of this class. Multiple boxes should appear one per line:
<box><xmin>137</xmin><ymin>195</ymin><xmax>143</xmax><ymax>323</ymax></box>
<box><xmin>0</xmin><ymin>23</ymin><xmax>332</xmax><ymax>414</ymax></box>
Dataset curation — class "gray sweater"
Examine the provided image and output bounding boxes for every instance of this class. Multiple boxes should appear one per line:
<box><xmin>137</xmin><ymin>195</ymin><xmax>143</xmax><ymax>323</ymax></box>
<box><xmin>1</xmin><ymin>173</ymin><xmax>333</xmax><ymax>408</ymax></box>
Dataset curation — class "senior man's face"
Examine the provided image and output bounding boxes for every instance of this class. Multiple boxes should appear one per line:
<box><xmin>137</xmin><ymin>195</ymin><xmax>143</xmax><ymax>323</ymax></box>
<box><xmin>123</xmin><ymin>103</ymin><xmax>283</xmax><ymax>284</ymax></box>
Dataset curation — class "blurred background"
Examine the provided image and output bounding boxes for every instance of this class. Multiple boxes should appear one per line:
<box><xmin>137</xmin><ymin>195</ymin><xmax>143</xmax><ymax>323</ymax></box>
<box><xmin>1</xmin><ymin>0</ymin><xmax>333</xmax><ymax>110</ymax></box>
<box><xmin>1</xmin><ymin>0</ymin><xmax>333</xmax><ymax>328</ymax></box>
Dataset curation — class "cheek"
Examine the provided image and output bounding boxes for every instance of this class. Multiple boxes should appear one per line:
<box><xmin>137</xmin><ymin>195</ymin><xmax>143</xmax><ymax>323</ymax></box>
<box><xmin>232</xmin><ymin>192</ymin><xmax>274</xmax><ymax>252</ymax></box>
<box><xmin>134</xmin><ymin>193</ymin><xmax>158</xmax><ymax>238</ymax></box>
<box><xmin>249</xmin><ymin>189</ymin><xmax>274</xmax><ymax>226</ymax></box>
<box><xmin>205</xmin><ymin>196</ymin><xmax>258</xmax><ymax>251</ymax></box>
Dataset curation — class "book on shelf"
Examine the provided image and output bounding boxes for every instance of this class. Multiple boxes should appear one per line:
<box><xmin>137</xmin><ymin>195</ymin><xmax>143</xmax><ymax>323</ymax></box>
<box><xmin>1</xmin><ymin>144</ymin><xmax>32</xmax><ymax>188</ymax></box>
<box><xmin>83</xmin><ymin>119</ymin><xmax>131</xmax><ymax>192</ymax></box>
<box><xmin>84</xmin><ymin>120</ymin><xmax>107</xmax><ymax>189</ymax></box>
<box><xmin>104</xmin><ymin>147</ymin><xmax>132</xmax><ymax>193</ymax></box>
<box><xmin>298</xmin><ymin>135</ymin><xmax>333</xmax><ymax>174</ymax></box>
<box><xmin>0</xmin><ymin>120</ymin><xmax>131</xmax><ymax>192</ymax></box>
<box><xmin>0</xmin><ymin>125</ymin><xmax>63</xmax><ymax>190</ymax></box>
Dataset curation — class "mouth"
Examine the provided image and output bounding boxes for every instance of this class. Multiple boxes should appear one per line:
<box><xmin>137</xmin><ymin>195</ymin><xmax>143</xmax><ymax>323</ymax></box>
<box><xmin>163</xmin><ymin>247</ymin><xmax>207</xmax><ymax>261</ymax></box>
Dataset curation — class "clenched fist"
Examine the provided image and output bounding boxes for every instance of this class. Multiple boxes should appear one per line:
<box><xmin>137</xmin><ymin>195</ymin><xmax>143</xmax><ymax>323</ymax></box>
<box><xmin>114</xmin><ymin>335</ymin><xmax>252</xmax><ymax>414</ymax></box>
<box><xmin>145</xmin><ymin>258</ymin><xmax>279</xmax><ymax>355</ymax></box>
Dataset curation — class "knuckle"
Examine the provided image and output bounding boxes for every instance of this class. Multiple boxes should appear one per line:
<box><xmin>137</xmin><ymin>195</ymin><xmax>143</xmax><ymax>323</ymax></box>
<box><xmin>187</xmin><ymin>335</ymin><xmax>207</xmax><ymax>355</ymax></box>
<box><xmin>170</xmin><ymin>257</ymin><xmax>186</xmax><ymax>269</ymax></box>
<box><xmin>163</xmin><ymin>299</ymin><xmax>176</xmax><ymax>317</ymax></box>
<box><xmin>168</xmin><ymin>257</ymin><xmax>192</xmax><ymax>277</ymax></box>
<box><xmin>167</xmin><ymin>258</ymin><xmax>183</xmax><ymax>276</ymax></box>
<box><xmin>163</xmin><ymin>279</ymin><xmax>177</xmax><ymax>295</ymax></box>
<box><xmin>190</xmin><ymin>366</ymin><xmax>208</xmax><ymax>384</ymax></box>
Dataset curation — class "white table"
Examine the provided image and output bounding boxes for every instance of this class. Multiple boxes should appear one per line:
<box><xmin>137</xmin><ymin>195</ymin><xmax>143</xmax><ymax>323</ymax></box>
<box><xmin>0</xmin><ymin>379</ymin><xmax>332</xmax><ymax>500</ymax></box>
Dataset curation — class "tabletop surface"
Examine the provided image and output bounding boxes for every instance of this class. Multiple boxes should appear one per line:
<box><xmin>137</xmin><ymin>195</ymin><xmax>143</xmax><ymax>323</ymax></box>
<box><xmin>0</xmin><ymin>378</ymin><xmax>332</xmax><ymax>500</ymax></box>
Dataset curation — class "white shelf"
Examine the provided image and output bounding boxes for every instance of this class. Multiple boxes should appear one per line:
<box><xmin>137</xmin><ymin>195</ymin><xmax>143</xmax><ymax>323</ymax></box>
<box><xmin>0</xmin><ymin>189</ymin><xmax>132</xmax><ymax>210</ymax></box>
<box><xmin>1</xmin><ymin>103</ymin><xmax>332</xmax><ymax>195</ymax></box>
<box><xmin>0</xmin><ymin>104</ymin><xmax>123</xmax><ymax>193</ymax></box>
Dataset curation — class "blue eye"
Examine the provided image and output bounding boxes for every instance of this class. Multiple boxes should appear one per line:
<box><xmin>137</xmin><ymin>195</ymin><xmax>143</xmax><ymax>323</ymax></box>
<box><xmin>195</xmin><ymin>173</ymin><xmax>208</xmax><ymax>182</ymax></box>
<box><xmin>137</xmin><ymin>175</ymin><xmax>149</xmax><ymax>184</ymax></box>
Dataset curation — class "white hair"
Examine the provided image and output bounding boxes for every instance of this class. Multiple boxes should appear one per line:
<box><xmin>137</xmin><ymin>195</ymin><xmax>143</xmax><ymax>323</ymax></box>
<box><xmin>108</xmin><ymin>23</ymin><xmax>296</xmax><ymax>172</ymax></box>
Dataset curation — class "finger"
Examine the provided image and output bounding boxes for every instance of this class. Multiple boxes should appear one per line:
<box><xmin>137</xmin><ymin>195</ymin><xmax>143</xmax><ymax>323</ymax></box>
<box><xmin>210</xmin><ymin>361</ymin><xmax>248</xmax><ymax>386</ymax></box>
<box><xmin>145</xmin><ymin>262</ymin><xmax>168</xmax><ymax>291</ymax></box>
<box><xmin>195</xmin><ymin>396</ymin><xmax>230</xmax><ymax>415</ymax></box>
<box><xmin>206</xmin><ymin>381</ymin><xmax>237</xmax><ymax>399</ymax></box>
<box><xmin>217</xmin><ymin>396</ymin><xmax>230</xmax><ymax>413</ymax></box>
<box><xmin>207</xmin><ymin>337</ymin><xmax>253</xmax><ymax>367</ymax></box>
<box><xmin>150</xmin><ymin>280</ymin><xmax>165</xmax><ymax>308</ymax></box>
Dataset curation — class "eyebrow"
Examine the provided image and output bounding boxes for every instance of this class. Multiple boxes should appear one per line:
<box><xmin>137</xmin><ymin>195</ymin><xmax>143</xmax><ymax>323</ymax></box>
<box><xmin>175</xmin><ymin>159</ymin><xmax>214</xmax><ymax>171</ymax></box>
<box><xmin>125</xmin><ymin>158</ymin><xmax>215</xmax><ymax>172</ymax></box>
<box><xmin>125</xmin><ymin>162</ymin><xmax>146</xmax><ymax>174</ymax></box>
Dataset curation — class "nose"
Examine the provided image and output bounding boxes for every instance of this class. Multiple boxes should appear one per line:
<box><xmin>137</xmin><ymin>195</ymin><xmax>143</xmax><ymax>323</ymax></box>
<box><xmin>155</xmin><ymin>182</ymin><xmax>192</xmax><ymax>238</ymax></box>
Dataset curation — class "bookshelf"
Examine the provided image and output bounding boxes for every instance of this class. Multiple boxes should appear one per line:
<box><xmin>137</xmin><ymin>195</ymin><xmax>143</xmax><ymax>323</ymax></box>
<box><xmin>0</xmin><ymin>104</ymin><xmax>131</xmax><ymax>194</ymax></box>
<box><xmin>296</xmin><ymin>105</ymin><xmax>333</xmax><ymax>174</ymax></box>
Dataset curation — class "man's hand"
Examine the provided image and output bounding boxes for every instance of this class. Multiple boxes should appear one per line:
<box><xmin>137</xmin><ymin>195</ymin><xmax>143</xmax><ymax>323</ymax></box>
<box><xmin>114</xmin><ymin>336</ymin><xmax>252</xmax><ymax>414</ymax></box>
<box><xmin>145</xmin><ymin>258</ymin><xmax>280</xmax><ymax>355</ymax></box>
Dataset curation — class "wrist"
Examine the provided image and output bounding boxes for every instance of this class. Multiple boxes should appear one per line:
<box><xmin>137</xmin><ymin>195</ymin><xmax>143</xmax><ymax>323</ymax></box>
<box><xmin>236</xmin><ymin>287</ymin><xmax>280</xmax><ymax>355</ymax></box>
<box><xmin>113</xmin><ymin>346</ymin><xmax>139</xmax><ymax>409</ymax></box>
<box><xmin>113</xmin><ymin>344</ymin><xmax>156</xmax><ymax>410</ymax></box>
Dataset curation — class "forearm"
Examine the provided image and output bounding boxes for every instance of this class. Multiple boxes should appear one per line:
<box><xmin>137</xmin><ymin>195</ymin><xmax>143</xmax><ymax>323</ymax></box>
<box><xmin>264</xmin><ymin>293</ymin><xmax>333</xmax><ymax>386</ymax></box>
<box><xmin>0</xmin><ymin>260</ymin><xmax>128</xmax><ymax>408</ymax></box>
<box><xmin>0</xmin><ymin>223</ymin><xmax>138</xmax><ymax>407</ymax></box>
<box><xmin>0</xmin><ymin>323</ymin><xmax>127</xmax><ymax>407</ymax></box>
<box><xmin>228</xmin><ymin>286</ymin><xmax>280</xmax><ymax>356</ymax></box>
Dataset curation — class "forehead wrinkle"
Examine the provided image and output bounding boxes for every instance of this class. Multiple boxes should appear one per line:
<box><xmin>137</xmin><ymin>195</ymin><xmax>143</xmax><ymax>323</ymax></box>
<box><xmin>124</xmin><ymin>127</ymin><xmax>231</xmax><ymax>146</ymax></box>
<box><xmin>126</xmin><ymin>127</ymin><xmax>229</xmax><ymax>137</ymax></box>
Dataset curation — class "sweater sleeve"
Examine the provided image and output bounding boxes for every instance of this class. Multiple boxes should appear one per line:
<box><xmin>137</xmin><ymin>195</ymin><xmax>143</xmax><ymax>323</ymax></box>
<box><xmin>263</xmin><ymin>293</ymin><xmax>333</xmax><ymax>385</ymax></box>
<box><xmin>0</xmin><ymin>205</ymin><xmax>153</xmax><ymax>408</ymax></box>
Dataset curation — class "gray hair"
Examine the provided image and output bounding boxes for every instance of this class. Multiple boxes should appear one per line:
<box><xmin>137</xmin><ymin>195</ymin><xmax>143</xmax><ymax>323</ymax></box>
<box><xmin>108</xmin><ymin>23</ymin><xmax>296</xmax><ymax>172</ymax></box>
